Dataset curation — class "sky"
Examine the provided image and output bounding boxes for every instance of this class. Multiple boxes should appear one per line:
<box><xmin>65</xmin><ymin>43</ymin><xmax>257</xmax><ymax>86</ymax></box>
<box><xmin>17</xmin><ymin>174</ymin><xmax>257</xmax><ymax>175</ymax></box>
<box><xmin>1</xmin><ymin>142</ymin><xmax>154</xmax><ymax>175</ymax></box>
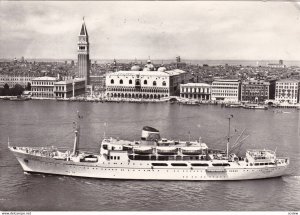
<box><xmin>1</xmin><ymin>1</ymin><xmax>300</xmax><ymax>61</ymax></box>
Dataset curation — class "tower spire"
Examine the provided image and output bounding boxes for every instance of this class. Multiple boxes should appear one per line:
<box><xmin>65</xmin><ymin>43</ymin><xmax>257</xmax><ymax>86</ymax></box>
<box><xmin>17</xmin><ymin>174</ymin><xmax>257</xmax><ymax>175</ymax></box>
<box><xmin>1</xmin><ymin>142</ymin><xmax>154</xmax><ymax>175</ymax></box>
<box><xmin>80</xmin><ymin>17</ymin><xmax>88</xmax><ymax>36</ymax></box>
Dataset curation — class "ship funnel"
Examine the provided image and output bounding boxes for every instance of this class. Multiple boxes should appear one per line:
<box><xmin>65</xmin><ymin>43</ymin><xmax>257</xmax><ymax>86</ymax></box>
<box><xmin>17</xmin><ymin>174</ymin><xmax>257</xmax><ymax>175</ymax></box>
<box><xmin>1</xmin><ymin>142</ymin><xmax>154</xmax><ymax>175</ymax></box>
<box><xmin>141</xmin><ymin>126</ymin><xmax>160</xmax><ymax>141</ymax></box>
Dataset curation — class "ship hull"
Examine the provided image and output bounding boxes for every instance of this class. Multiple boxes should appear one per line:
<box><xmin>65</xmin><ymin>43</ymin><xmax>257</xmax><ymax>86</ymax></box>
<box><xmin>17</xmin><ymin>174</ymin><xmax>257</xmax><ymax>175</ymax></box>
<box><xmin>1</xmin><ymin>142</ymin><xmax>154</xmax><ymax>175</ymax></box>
<box><xmin>13</xmin><ymin>150</ymin><xmax>288</xmax><ymax>181</ymax></box>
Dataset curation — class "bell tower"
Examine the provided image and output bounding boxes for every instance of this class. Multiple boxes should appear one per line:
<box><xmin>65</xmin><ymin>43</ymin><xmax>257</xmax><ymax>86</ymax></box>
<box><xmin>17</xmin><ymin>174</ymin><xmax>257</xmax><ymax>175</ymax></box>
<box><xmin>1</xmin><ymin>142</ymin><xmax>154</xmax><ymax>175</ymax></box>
<box><xmin>77</xmin><ymin>17</ymin><xmax>90</xmax><ymax>85</ymax></box>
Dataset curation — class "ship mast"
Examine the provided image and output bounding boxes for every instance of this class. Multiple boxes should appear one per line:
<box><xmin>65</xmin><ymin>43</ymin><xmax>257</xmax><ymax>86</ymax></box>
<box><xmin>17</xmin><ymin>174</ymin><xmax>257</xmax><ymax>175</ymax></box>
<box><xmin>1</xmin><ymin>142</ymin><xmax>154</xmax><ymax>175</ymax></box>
<box><xmin>227</xmin><ymin>114</ymin><xmax>233</xmax><ymax>159</ymax></box>
<box><xmin>72</xmin><ymin>111</ymin><xmax>81</xmax><ymax>156</ymax></box>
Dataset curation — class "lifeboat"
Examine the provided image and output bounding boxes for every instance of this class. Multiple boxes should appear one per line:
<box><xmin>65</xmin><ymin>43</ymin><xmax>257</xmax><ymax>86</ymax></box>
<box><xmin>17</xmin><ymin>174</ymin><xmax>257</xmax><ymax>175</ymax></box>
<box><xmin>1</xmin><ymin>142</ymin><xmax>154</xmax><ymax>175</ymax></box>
<box><xmin>181</xmin><ymin>147</ymin><xmax>203</xmax><ymax>155</ymax></box>
<box><xmin>122</xmin><ymin>145</ymin><xmax>133</xmax><ymax>151</ymax></box>
<box><xmin>157</xmin><ymin>147</ymin><xmax>178</xmax><ymax>155</ymax></box>
<box><xmin>133</xmin><ymin>147</ymin><xmax>153</xmax><ymax>155</ymax></box>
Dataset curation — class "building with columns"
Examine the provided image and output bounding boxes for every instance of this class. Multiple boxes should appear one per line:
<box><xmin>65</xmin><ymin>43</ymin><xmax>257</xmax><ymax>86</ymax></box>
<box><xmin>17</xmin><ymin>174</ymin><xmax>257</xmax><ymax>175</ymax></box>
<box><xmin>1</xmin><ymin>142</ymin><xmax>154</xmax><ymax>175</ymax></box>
<box><xmin>31</xmin><ymin>76</ymin><xmax>58</xmax><ymax>98</ymax></box>
<box><xmin>77</xmin><ymin>18</ymin><xmax>90</xmax><ymax>86</ymax></box>
<box><xmin>275</xmin><ymin>79</ymin><xmax>299</xmax><ymax>104</ymax></box>
<box><xmin>180</xmin><ymin>83</ymin><xmax>211</xmax><ymax>100</ymax></box>
<box><xmin>105</xmin><ymin>61</ymin><xmax>187</xmax><ymax>99</ymax></box>
<box><xmin>54</xmin><ymin>78</ymin><xmax>86</xmax><ymax>99</ymax></box>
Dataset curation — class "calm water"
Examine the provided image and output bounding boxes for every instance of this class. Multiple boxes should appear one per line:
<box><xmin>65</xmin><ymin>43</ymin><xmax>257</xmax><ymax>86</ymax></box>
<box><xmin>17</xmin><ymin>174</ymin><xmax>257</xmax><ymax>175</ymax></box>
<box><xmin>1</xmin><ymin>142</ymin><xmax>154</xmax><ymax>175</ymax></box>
<box><xmin>0</xmin><ymin>101</ymin><xmax>299</xmax><ymax>211</ymax></box>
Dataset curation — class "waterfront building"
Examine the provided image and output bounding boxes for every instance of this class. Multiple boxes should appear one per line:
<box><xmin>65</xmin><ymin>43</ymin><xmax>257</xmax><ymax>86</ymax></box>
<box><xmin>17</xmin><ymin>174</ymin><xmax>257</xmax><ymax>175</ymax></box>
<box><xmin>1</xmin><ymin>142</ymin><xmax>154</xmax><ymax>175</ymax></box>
<box><xmin>31</xmin><ymin>76</ymin><xmax>58</xmax><ymax>98</ymax></box>
<box><xmin>241</xmin><ymin>80</ymin><xmax>269</xmax><ymax>103</ymax></box>
<box><xmin>211</xmin><ymin>79</ymin><xmax>240</xmax><ymax>102</ymax></box>
<box><xmin>54</xmin><ymin>78</ymin><xmax>86</xmax><ymax>99</ymax></box>
<box><xmin>0</xmin><ymin>75</ymin><xmax>34</xmax><ymax>88</ymax></box>
<box><xmin>275</xmin><ymin>79</ymin><xmax>299</xmax><ymax>104</ymax></box>
<box><xmin>180</xmin><ymin>83</ymin><xmax>211</xmax><ymax>100</ymax></box>
<box><xmin>77</xmin><ymin>18</ymin><xmax>90</xmax><ymax>85</ymax></box>
<box><xmin>90</xmin><ymin>75</ymin><xmax>106</xmax><ymax>91</ymax></box>
<box><xmin>105</xmin><ymin>61</ymin><xmax>187</xmax><ymax>99</ymax></box>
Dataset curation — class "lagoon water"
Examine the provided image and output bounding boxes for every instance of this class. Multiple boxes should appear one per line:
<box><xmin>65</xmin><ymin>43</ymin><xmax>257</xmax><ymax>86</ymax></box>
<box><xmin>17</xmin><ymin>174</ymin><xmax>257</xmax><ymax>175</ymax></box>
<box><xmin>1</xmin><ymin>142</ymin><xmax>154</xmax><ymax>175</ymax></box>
<box><xmin>0</xmin><ymin>100</ymin><xmax>299</xmax><ymax>211</ymax></box>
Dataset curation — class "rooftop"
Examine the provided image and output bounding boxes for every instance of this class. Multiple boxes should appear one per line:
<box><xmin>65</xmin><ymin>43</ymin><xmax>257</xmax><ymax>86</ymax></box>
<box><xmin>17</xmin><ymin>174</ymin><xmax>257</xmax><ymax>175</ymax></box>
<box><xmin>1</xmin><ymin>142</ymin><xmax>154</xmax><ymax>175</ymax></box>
<box><xmin>276</xmin><ymin>79</ymin><xmax>299</xmax><ymax>83</ymax></box>
<box><xmin>213</xmin><ymin>79</ymin><xmax>240</xmax><ymax>82</ymax></box>
<box><xmin>181</xmin><ymin>83</ymin><xmax>211</xmax><ymax>87</ymax></box>
<box><xmin>108</xmin><ymin>69</ymin><xmax>186</xmax><ymax>77</ymax></box>
<box><xmin>55</xmin><ymin>78</ymin><xmax>86</xmax><ymax>85</ymax></box>
<box><xmin>32</xmin><ymin>76</ymin><xmax>58</xmax><ymax>81</ymax></box>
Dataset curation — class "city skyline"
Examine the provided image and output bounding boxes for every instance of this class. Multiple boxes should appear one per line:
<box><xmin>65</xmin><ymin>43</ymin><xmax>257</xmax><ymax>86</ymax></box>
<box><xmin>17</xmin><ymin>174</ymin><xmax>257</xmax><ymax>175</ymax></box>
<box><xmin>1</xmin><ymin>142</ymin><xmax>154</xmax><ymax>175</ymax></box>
<box><xmin>1</xmin><ymin>1</ymin><xmax>300</xmax><ymax>60</ymax></box>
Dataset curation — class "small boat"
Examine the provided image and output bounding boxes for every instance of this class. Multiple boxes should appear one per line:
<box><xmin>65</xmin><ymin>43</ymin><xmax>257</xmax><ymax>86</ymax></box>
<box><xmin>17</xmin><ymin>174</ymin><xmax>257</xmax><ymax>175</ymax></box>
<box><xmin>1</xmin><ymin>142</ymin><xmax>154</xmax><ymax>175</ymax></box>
<box><xmin>181</xmin><ymin>147</ymin><xmax>203</xmax><ymax>155</ymax></box>
<box><xmin>10</xmin><ymin>96</ymin><xmax>30</xmax><ymax>101</ymax></box>
<box><xmin>225</xmin><ymin>104</ymin><xmax>242</xmax><ymax>108</ymax></box>
<box><xmin>133</xmin><ymin>147</ymin><xmax>153</xmax><ymax>155</ymax></box>
<box><xmin>243</xmin><ymin>104</ymin><xmax>268</xmax><ymax>110</ymax></box>
<box><xmin>157</xmin><ymin>147</ymin><xmax>178</xmax><ymax>155</ymax></box>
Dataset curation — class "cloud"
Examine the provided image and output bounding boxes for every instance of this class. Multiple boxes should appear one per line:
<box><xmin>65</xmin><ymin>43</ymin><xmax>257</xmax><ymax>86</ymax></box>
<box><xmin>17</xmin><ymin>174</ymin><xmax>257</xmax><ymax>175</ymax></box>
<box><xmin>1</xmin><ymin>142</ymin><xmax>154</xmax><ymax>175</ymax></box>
<box><xmin>0</xmin><ymin>1</ymin><xmax>300</xmax><ymax>60</ymax></box>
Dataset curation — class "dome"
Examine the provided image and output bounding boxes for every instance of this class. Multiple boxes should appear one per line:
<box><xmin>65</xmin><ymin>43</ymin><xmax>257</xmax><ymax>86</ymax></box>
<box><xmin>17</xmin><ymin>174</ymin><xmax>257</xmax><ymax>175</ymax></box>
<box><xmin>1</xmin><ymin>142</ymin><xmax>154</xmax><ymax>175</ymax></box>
<box><xmin>143</xmin><ymin>61</ymin><xmax>155</xmax><ymax>71</ymax></box>
<box><xmin>131</xmin><ymin>65</ymin><xmax>141</xmax><ymax>71</ymax></box>
<box><xmin>157</xmin><ymin>67</ymin><xmax>167</xmax><ymax>72</ymax></box>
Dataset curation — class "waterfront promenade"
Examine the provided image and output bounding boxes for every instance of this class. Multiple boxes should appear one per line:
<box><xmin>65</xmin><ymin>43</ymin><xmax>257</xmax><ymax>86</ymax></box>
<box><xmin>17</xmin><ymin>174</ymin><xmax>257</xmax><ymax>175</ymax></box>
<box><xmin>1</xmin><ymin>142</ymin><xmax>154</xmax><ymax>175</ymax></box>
<box><xmin>1</xmin><ymin>95</ymin><xmax>300</xmax><ymax>109</ymax></box>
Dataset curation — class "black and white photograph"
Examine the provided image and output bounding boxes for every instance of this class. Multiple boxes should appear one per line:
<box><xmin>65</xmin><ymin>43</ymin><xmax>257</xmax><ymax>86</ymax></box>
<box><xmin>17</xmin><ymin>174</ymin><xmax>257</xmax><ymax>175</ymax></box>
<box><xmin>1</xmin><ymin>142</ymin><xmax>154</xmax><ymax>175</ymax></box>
<box><xmin>0</xmin><ymin>1</ymin><xmax>299</xmax><ymax>213</ymax></box>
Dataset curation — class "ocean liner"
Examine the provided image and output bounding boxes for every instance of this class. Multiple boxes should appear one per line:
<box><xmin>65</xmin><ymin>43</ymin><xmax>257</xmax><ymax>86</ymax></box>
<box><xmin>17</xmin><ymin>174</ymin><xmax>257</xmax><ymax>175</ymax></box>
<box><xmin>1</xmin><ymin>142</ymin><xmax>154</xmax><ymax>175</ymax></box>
<box><xmin>9</xmin><ymin>113</ymin><xmax>289</xmax><ymax>180</ymax></box>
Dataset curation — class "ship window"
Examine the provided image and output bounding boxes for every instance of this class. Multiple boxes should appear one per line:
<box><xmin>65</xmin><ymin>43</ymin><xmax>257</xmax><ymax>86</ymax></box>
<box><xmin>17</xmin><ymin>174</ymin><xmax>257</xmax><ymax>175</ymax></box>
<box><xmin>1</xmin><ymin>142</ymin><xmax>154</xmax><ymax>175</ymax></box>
<box><xmin>117</xmin><ymin>156</ymin><xmax>120</xmax><ymax>160</ymax></box>
<box><xmin>114</xmin><ymin>156</ymin><xmax>116</xmax><ymax>160</ymax></box>
<box><xmin>255</xmin><ymin>163</ymin><xmax>259</xmax><ymax>166</ymax></box>
<box><xmin>129</xmin><ymin>80</ymin><xmax>132</xmax><ymax>84</ymax></box>
<box><xmin>103</xmin><ymin>145</ymin><xmax>108</xmax><ymax>150</ymax></box>
<box><xmin>162</xmin><ymin>81</ymin><xmax>166</xmax><ymax>86</ymax></box>
<box><xmin>191</xmin><ymin>163</ymin><xmax>209</xmax><ymax>167</ymax></box>
<box><xmin>120</xmin><ymin>79</ymin><xmax>123</xmax><ymax>84</ymax></box>
<box><xmin>171</xmin><ymin>163</ymin><xmax>187</xmax><ymax>166</ymax></box>
<box><xmin>111</xmin><ymin>79</ymin><xmax>114</xmax><ymax>84</ymax></box>
<box><xmin>153</xmin><ymin>81</ymin><xmax>157</xmax><ymax>86</ymax></box>
<box><xmin>152</xmin><ymin>163</ymin><xmax>168</xmax><ymax>166</ymax></box>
